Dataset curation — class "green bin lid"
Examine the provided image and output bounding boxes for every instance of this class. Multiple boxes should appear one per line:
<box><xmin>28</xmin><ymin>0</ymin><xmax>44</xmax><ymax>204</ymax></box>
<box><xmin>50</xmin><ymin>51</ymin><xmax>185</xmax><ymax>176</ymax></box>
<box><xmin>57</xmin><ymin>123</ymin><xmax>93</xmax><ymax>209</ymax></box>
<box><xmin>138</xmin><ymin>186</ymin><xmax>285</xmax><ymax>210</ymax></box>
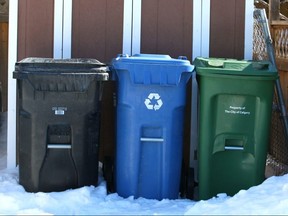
<box><xmin>193</xmin><ymin>57</ymin><xmax>278</xmax><ymax>77</ymax></box>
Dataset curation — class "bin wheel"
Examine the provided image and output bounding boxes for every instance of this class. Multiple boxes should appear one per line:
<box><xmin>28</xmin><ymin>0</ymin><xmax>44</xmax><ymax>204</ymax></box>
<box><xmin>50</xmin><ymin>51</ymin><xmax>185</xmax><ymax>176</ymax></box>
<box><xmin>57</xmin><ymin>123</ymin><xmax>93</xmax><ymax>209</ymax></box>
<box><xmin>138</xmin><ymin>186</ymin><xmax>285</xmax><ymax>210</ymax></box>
<box><xmin>102</xmin><ymin>156</ymin><xmax>115</xmax><ymax>193</ymax></box>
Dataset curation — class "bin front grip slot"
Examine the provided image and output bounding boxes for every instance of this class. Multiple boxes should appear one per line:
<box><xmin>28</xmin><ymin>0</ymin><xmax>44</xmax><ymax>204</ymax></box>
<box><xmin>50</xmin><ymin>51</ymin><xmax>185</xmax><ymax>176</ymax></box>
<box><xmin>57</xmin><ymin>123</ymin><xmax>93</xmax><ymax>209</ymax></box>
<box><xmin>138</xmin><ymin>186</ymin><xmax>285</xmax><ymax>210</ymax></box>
<box><xmin>224</xmin><ymin>146</ymin><xmax>244</xmax><ymax>151</ymax></box>
<box><xmin>224</xmin><ymin>138</ymin><xmax>244</xmax><ymax>151</ymax></box>
<box><xmin>47</xmin><ymin>144</ymin><xmax>72</xmax><ymax>149</ymax></box>
<box><xmin>140</xmin><ymin>137</ymin><xmax>164</xmax><ymax>142</ymax></box>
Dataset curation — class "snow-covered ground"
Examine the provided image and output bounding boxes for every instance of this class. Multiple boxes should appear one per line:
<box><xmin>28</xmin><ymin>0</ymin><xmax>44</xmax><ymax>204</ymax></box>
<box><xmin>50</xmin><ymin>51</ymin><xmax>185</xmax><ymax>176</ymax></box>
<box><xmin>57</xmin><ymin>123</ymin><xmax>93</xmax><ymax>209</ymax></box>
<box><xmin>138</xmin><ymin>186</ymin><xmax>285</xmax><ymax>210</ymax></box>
<box><xmin>1</xmin><ymin>111</ymin><xmax>288</xmax><ymax>215</ymax></box>
<box><xmin>0</xmin><ymin>167</ymin><xmax>287</xmax><ymax>215</ymax></box>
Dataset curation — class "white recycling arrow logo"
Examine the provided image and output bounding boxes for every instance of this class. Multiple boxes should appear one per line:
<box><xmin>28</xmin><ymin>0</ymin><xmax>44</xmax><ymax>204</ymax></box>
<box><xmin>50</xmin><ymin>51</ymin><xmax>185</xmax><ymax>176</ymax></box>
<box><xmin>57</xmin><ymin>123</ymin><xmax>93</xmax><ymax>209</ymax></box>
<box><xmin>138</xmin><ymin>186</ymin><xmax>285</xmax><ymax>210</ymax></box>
<box><xmin>144</xmin><ymin>93</ymin><xmax>163</xmax><ymax>111</ymax></box>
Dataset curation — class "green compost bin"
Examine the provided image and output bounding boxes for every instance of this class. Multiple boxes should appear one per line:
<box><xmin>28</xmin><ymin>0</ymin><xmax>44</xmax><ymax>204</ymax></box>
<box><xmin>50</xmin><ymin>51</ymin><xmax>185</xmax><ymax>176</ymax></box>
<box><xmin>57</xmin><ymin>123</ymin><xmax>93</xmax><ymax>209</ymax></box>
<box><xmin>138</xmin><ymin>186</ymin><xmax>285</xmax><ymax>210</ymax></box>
<box><xmin>194</xmin><ymin>57</ymin><xmax>278</xmax><ymax>200</ymax></box>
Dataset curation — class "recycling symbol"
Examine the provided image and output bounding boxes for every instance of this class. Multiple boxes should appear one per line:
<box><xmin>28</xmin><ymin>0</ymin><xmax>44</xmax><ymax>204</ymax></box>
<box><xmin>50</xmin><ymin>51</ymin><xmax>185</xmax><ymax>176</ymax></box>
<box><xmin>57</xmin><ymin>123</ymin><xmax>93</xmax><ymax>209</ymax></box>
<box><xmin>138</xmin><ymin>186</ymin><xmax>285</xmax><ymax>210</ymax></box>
<box><xmin>144</xmin><ymin>93</ymin><xmax>163</xmax><ymax>111</ymax></box>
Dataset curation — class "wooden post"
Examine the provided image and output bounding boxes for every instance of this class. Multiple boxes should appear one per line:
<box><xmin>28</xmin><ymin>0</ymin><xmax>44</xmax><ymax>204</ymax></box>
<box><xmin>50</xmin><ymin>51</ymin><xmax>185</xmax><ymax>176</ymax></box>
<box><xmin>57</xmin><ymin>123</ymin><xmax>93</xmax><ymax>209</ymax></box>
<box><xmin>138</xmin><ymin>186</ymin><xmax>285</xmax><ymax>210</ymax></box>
<box><xmin>269</xmin><ymin>0</ymin><xmax>280</xmax><ymax>23</ymax></box>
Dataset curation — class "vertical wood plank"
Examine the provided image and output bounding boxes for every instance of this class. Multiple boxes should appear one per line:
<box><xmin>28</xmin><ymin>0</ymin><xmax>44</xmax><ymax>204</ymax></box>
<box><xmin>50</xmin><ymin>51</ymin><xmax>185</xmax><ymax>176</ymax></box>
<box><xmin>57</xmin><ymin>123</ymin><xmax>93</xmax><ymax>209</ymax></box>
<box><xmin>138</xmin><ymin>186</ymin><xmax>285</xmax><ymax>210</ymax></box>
<box><xmin>0</xmin><ymin>22</ymin><xmax>8</xmax><ymax>111</ymax></box>
<box><xmin>140</xmin><ymin>0</ymin><xmax>157</xmax><ymax>53</ymax></box>
<box><xmin>210</xmin><ymin>0</ymin><xmax>245</xmax><ymax>59</ymax></box>
<box><xmin>140</xmin><ymin>0</ymin><xmax>193</xmax><ymax>180</ymax></box>
<box><xmin>141</xmin><ymin>0</ymin><xmax>193</xmax><ymax>59</ymax></box>
<box><xmin>17</xmin><ymin>0</ymin><xmax>54</xmax><ymax>60</ymax></box>
<box><xmin>72</xmin><ymin>0</ymin><xmax>123</xmax><ymax>63</ymax></box>
<box><xmin>269</xmin><ymin>0</ymin><xmax>280</xmax><ymax>22</ymax></box>
<box><xmin>72</xmin><ymin>0</ymin><xmax>124</xmax><ymax>162</ymax></box>
<box><xmin>235</xmin><ymin>0</ymin><xmax>245</xmax><ymax>59</ymax></box>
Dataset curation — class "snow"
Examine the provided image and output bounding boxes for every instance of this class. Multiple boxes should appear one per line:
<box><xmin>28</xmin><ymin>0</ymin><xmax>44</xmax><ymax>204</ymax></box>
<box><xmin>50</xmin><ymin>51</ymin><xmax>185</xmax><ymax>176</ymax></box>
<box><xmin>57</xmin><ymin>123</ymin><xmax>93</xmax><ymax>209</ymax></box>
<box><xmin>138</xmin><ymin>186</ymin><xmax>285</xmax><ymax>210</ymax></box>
<box><xmin>0</xmin><ymin>166</ymin><xmax>288</xmax><ymax>215</ymax></box>
<box><xmin>1</xmin><ymin>111</ymin><xmax>288</xmax><ymax>215</ymax></box>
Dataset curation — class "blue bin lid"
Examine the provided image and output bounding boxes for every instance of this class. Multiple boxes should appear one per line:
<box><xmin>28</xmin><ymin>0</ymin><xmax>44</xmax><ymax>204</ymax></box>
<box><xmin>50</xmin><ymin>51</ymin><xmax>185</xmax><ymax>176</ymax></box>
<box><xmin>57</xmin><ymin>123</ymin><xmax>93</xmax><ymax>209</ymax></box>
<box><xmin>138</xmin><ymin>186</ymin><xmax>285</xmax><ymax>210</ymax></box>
<box><xmin>112</xmin><ymin>53</ymin><xmax>193</xmax><ymax>67</ymax></box>
<box><xmin>110</xmin><ymin>54</ymin><xmax>194</xmax><ymax>86</ymax></box>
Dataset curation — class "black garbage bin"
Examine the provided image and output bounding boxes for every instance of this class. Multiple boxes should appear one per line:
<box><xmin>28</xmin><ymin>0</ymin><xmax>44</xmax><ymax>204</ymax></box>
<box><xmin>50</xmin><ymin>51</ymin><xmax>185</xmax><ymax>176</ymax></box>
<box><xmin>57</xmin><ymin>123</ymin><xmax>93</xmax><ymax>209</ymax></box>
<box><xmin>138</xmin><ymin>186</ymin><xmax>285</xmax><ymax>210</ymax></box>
<box><xmin>13</xmin><ymin>58</ymin><xmax>109</xmax><ymax>192</ymax></box>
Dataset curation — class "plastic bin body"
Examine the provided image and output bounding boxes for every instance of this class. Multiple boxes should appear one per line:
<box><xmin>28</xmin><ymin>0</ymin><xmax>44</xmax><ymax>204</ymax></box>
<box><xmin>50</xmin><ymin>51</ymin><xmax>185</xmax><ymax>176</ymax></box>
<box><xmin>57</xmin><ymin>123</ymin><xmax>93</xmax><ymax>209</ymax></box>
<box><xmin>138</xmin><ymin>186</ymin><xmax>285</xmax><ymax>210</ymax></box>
<box><xmin>111</xmin><ymin>54</ymin><xmax>193</xmax><ymax>200</ymax></box>
<box><xmin>13</xmin><ymin>58</ymin><xmax>109</xmax><ymax>192</ymax></box>
<box><xmin>195</xmin><ymin>58</ymin><xmax>278</xmax><ymax>200</ymax></box>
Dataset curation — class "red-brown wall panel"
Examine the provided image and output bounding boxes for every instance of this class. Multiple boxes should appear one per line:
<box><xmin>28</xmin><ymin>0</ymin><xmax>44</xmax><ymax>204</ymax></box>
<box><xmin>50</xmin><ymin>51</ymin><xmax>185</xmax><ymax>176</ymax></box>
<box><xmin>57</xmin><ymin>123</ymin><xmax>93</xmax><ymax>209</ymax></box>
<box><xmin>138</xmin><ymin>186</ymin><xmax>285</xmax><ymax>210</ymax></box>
<box><xmin>18</xmin><ymin>0</ymin><xmax>54</xmax><ymax>60</ymax></box>
<box><xmin>0</xmin><ymin>22</ymin><xmax>8</xmax><ymax>111</ymax></box>
<box><xmin>72</xmin><ymin>0</ymin><xmax>124</xmax><ymax>63</ymax></box>
<box><xmin>141</xmin><ymin>0</ymin><xmax>193</xmax><ymax>60</ymax></box>
<box><xmin>72</xmin><ymin>0</ymin><xmax>124</xmax><ymax>161</ymax></box>
<box><xmin>210</xmin><ymin>0</ymin><xmax>245</xmax><ymax>59</ymax></box>
<box><xmin>140</xmin><ymin>0</ymin><xmax>193</xmax><ymax>175</ymax></box>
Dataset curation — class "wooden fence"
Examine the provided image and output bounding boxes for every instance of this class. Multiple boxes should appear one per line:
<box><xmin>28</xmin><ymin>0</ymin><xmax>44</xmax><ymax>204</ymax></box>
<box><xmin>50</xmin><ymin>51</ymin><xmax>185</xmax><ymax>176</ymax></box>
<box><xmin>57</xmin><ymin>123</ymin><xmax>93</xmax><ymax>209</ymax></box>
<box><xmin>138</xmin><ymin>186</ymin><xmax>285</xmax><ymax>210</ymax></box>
<box><xmin>272</xmin><ymin>22</ymin><xmax>288</xmax><ymax>107</ymax></box>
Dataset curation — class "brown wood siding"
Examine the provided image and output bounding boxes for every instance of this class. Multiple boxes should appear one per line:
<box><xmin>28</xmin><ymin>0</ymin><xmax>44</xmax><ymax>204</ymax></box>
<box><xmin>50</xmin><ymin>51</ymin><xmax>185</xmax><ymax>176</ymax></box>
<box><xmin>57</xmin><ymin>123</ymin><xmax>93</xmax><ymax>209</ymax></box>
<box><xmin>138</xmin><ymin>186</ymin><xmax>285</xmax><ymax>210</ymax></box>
<box><xmin>210</xmin><ymin>0</ymin><xmax>245</xmax><ymax>59</ymax></box>
<box><xmin>72</xmin><ymin>0</ymin><xmax>124</xmax><ymax>63</ymax></box>
<box><xmin>140</xmin><ymin>0</ymin><xmax>193</xmax><ymax>176</ymax></box>
<box><xmin>72</xmin><ymin>0</ymin><xmax>124</xmax><ymax>161</ymax></box>
<box><xmin>0</xmin><ymin>22</ymin><xmax>8</xmax><ymax>111</ymax></box>
<box><xmin>17</xmin><ymin>0</ymin><xmax>54</xmax><ymax>60</ymax></box>
<box><xmin>141</xmin><ymin>0</ymin><xmax>193</xmax><ymax>60</ymax></box>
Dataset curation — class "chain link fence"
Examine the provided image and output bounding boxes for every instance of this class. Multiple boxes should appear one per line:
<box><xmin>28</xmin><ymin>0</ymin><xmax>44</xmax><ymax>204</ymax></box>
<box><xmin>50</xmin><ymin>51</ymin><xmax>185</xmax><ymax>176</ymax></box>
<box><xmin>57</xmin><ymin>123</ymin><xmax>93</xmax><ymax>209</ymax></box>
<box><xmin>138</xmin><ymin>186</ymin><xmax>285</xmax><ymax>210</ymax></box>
<box><xmin>253</xmin><ymin>9</ymin><xmax>288</xmax><ymax>177</ymax></box>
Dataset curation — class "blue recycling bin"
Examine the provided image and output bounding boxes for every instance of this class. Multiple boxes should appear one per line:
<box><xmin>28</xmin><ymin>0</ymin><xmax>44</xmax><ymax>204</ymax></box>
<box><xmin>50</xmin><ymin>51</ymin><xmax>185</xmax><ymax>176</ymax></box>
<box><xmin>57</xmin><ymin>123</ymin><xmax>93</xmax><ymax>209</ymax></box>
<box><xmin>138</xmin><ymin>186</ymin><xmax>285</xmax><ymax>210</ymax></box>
<box><xmin>110</xmin><ymin>54</ymin><xmax>194</xmax><ymax>200</ymax></box>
